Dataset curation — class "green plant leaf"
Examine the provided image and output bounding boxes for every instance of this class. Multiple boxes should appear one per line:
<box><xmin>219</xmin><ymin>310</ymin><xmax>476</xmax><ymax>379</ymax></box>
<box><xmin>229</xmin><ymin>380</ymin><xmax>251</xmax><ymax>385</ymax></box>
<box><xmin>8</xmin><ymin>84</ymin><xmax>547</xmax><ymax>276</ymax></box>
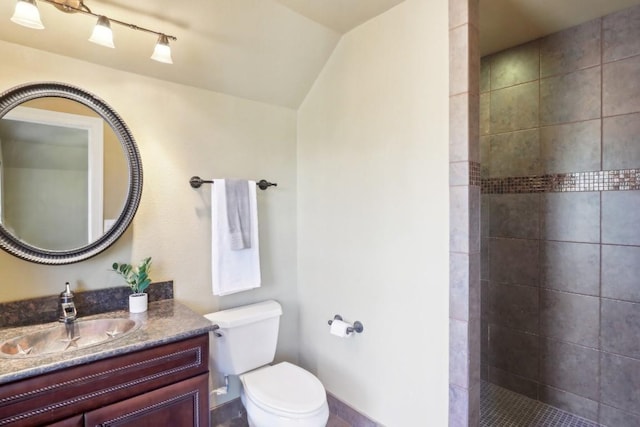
<box><xmin>111</xmin><ymin>257</ymin><xmax>152</xmax><ymax>293</ymax></box>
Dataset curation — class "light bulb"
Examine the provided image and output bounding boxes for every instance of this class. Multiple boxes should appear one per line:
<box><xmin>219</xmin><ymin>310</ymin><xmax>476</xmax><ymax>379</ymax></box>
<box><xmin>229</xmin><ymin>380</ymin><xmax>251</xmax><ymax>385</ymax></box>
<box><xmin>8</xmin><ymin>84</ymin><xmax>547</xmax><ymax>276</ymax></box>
<box><xmin>11</xmin><ymin>0</ymin><xmax>44</xmax><ymax>30</ymax></box>
<box><xmin>151</xmin><ymin>34</ymin><xmax>173</xmax><ymax>64</ymax></box>
<box><xmin>88</xmin><ymin>16</ymin><xmax>114</xmax><ymax>48</ymax></box>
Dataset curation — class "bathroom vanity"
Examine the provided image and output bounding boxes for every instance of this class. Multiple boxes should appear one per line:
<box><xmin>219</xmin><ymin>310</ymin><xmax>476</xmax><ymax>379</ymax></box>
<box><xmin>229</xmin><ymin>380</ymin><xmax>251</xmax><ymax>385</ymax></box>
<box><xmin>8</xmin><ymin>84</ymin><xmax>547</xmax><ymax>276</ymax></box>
<box><xmin>0</xmin><ymin>299</ymin><xmax>214</xmax><ymax>427</ymax></box>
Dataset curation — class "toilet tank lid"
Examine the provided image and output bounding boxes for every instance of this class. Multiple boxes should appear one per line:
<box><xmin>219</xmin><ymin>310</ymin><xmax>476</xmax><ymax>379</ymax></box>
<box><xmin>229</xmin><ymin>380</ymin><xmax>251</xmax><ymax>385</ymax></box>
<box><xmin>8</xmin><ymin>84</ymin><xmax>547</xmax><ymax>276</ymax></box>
<box><xmin>204</xmin><ymin>300</ymin><xmax>282</xmax><ymax>328</ymax></box>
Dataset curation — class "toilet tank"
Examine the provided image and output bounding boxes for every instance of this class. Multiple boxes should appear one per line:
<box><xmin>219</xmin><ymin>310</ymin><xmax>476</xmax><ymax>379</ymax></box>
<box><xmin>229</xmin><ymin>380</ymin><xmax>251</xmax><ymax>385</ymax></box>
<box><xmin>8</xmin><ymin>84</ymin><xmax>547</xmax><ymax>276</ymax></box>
<box><xmin>204</xmin><ymin>300</ymin><xmax>282</xmax><ymax>376</ymax></box>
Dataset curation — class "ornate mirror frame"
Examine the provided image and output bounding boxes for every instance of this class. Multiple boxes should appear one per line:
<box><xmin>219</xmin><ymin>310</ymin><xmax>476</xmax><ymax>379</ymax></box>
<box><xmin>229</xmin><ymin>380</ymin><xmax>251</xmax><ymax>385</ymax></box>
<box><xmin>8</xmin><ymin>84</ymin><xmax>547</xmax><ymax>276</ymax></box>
<box><xmin>0</xmin><ymin>82</ymin><xmax>142</xmax><ymax>265</ymax></box>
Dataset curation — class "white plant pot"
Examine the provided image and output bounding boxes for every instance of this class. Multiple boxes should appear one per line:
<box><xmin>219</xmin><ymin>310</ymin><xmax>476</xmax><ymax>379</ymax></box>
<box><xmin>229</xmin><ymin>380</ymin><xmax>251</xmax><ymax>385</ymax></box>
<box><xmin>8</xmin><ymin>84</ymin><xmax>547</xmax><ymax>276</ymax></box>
<box><xmin>129</xmin><ymin>293</ymin><xmax>148</xmax><ymax>313</ymax></box>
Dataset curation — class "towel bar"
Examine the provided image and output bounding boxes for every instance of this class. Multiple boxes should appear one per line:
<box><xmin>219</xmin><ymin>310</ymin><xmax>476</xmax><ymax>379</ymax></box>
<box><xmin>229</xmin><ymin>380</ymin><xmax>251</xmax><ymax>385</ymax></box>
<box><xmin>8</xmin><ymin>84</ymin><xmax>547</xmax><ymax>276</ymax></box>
<box><xmin>189</xmin><ymin>176</ymin><xmax>277</xmax><ymax>190</ymax></box>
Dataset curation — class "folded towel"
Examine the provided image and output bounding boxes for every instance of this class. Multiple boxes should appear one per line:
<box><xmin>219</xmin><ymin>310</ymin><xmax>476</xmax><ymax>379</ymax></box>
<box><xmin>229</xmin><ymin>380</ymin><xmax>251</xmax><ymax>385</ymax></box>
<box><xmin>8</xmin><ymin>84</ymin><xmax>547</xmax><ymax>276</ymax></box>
<box><xmin>212</xmin><ymin>179</ymin><xmax>261</xmax><ymax>296</ymax></box>
<box><xmin>225</xmin><ymin>179</ymin><xmax>251</xmax><ymax>250</ymax></box>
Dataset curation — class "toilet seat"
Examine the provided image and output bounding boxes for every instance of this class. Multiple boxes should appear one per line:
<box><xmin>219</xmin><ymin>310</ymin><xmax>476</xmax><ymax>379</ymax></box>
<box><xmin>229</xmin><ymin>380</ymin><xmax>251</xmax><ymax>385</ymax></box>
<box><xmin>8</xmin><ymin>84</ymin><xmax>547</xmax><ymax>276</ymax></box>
<box><xmin>240</xmin><ymin>362</ymin><xmax>327</xmax><ymax>416</ymax></box>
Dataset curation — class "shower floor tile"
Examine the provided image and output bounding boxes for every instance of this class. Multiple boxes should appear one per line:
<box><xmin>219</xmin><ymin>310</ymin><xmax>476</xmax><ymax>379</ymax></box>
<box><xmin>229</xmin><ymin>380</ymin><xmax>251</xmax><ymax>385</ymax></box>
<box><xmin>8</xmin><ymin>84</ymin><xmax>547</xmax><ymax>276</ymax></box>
<box><xmin>480</xmin><ymin>381</ymin><xmax>601</xmax><ymax>427</ymax></box>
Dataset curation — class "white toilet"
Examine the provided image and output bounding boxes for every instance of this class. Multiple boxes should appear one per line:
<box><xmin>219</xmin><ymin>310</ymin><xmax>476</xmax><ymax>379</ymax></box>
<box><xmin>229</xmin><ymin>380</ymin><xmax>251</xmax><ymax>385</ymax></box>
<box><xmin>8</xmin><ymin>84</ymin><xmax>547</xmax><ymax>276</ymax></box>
<box><xmin>205</xmin><ymin>300</ymin><xmax>329</xmax><ymax>427</ymax></box>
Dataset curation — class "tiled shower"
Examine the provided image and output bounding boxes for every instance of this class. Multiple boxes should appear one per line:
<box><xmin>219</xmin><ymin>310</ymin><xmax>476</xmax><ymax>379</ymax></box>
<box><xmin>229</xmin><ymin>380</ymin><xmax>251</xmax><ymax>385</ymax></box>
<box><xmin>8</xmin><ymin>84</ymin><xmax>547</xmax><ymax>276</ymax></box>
<box><xmin>480</xmin><ymin>4</ymin><xmax>640</xmax><ymax>426</ymax></box>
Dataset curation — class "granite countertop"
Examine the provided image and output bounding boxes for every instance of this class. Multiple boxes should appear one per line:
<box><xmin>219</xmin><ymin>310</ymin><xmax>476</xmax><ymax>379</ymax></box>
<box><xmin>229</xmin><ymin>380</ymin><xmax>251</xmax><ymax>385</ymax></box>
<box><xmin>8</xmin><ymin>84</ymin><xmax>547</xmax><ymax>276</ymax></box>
<box><xmin>0</xmin><ymin>299</ymin><xmax>215</xmax><ymax>384</ymax></box>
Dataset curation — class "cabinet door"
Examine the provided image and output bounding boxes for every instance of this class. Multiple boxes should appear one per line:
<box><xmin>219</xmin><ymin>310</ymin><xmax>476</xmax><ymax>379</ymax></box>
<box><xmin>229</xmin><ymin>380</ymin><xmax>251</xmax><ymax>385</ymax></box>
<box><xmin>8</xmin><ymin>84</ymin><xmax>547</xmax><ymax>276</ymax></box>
<box><xmin>84</xmin><ymin>373</ymin><xmax>209</xmax><ymax>427</ymax></box>
<box><xmin>47</xmin><ymin>415</ymin><xmax>84</xmax><ymax>427</ymax></box>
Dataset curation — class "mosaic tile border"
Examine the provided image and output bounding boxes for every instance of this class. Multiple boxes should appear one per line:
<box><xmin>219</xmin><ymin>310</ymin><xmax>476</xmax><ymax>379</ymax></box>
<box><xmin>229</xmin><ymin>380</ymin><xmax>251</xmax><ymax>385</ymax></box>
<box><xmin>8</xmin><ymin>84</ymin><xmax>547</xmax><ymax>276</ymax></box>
<box><xmin>480</xmin><ymin>169</ymin><xmax>640</xmax><ymax>194</ymax></box>
<box><xmin>470</xmin><ymin>161</ymin><xmax>481</xmax><ymax>186</ymax></box>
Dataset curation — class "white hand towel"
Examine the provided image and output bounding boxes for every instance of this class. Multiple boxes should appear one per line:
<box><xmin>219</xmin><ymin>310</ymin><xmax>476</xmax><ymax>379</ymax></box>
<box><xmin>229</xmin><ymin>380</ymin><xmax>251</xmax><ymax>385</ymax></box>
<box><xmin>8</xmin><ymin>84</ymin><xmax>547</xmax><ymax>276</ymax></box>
<box><xmin>212</xmin><ymin>179</ymin><xmax>261</xmax><ymax>296</ymax></box>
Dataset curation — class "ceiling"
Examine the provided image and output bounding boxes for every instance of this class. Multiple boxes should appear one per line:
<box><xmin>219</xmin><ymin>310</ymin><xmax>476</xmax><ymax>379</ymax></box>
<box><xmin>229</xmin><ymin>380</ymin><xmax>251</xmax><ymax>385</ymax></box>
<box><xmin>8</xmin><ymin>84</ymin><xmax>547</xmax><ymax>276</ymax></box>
<box><xmin>0</xmin><ymin>0</ymin><xmax>639</xmax><ymax>109</ymax></box>
<box><xmin>0</xmin><ymin>0</ymin><xmax>404</xmax><ymax>109</ymax></box>
<box><xmin>480</xmin><ymin>0</ymin><xmax>640</xmax><ymax>55</ymax></box>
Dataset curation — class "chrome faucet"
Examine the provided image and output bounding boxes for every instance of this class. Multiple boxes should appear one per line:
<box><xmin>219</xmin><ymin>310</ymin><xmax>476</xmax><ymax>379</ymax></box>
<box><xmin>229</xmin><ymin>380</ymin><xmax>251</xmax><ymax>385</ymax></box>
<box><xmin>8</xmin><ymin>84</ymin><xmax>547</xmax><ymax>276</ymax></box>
<box><xmin>59</xmin><ymin>282</ymin><xmax>77</xmax><ymax>323</ymax></box>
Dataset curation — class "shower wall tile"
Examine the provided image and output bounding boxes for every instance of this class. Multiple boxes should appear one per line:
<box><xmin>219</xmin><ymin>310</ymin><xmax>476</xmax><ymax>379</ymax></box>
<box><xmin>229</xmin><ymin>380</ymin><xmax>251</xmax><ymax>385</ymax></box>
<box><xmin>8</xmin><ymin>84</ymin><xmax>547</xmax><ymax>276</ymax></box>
<box><xmin>469</xmin><ymin>188</ymin><xmax>481</xmax><ymax>252</ymax></box>
<box><xmin>469</xmin><ymin>314</ymin><xmax>482</xmax><ymax>386</ymax></box>
<box><xmin>480</xmin><ymin>93</ymin><xmax>490</xmax><ymax>136</ymax></box>
<box><xmin>489</xmin><ymin>129</ymin><xmax>540</xmax><ymax>178</ymax></box>
<box><xmin>489</xmin><ymin>238</ymin><xmax>539</xmax><ymax>286</ymax></box>
<box><xmin>538</xmin><ymin>385</ymin><xmax>599</xmax><ymax>423</ymax></box>
<box><xmin>481</xmin><ymin>313</ymin><xmax>488</xmax><ymax>360</ymax></box>
<box><xmin>540</xmin><ymin>120</ymin><xmax>601</xmax><ymax>174</ymax></box>
<box><xmin>540</xmin><ymin>290</ymin><xmax>599</xmax><ymax>348</ymax></box>
<box><xmin>603</xmin><ymin>4</ymin><xmax>640</xmax><ymax>62</ymax></box>
<box><xmin>480</xmin><ymin>57</ymin><xmax>490</xmax><ymax>93</ymax></box>
<box><xmin>601</xmin><ymin>299</ymin><xmax>640</xmax><ymax>359</ymax></box>
<box><xmin>541</xmin><ymin>192</ymin><xmax>600</xmax><ymax>243</ymax></box>
<box><xmin>450</xmin><ymin>186</ymin><xmax>471</xmax><ymax>253</ymax></box>
<box><xmin>490</xmin><ymin>82</ymin><xmax>538</xmax><ymax>133</ymax></box>
<box><xmin>480</xmin><ymin>136</ymin><xmax>490</xmax><ymax>177</ymax></box>
<box><xmin>488</xmin><ymin>366</ymin><xmax>538</xmax><ymax>400</ymax></box>
<box><xmin>539</xmin><ymin>338</ymin><xmax>599</xmax><ymax>400</ymax></box>
<box><xmin>600</xmin><ymin>404</ymin><xmax>640</xmax><ymax>427</ymax></box>
<box><xmin>603</xmin><ymin>55</ymin><xmax>640</xmax><ymax>117</ymax></box>
<box><xmin>601</xmin><ymin>352</ymin><xmax>640</xmax><ymax>415</ymax></box>
<box><xmin>450</xmin><ymin>382</ymin><xmax>481</xmax><ymax>427</ymax></box>
<box><xmin>451</xmin><ymin>252</ymin><xmax>471</xmax><ymax>321</ymax></box>
<box><xmin>487</xmin><ymin>283</ymin><xmax>538</xmax><ymax>334</ymax></box>
<box><xmin>450</xmin><ymin>92</ymin><xmax>474</xmax><ymax>162</ymax></box>
<box><xmin>481</xmin><ymin>238</ymin><xmax>489</xmax><ymax>281</ymax></box>
<box><xmin>488</xmin><ymin>325</ymin><xmax>539</xmax><ymax>380</ymax></box>
<box><xmin>603</xmin><ymin>112</ymin><xmax>640</xmax><ymax>170</ymax></box>
<box><xmin>449</xmin><ymin>384</ymin><xmax>469</xmax><ymax>427</ymax></box>
<box><xmin>540</xmin><ymin>67</ymin><xmax>600</xmax><ymax>126</ymax></box>
<box><xmin>450</xmin><ymin>318</ymin><xmax>471</xmax><ymax>388</ymax></box>
<box><xmin>449</xmin><ymin>24</ymin><xmax>477</xmax><ymax>96</ymax></box>
<box><xmin>449</xmin><ymin>0</ymin><xmax>477</xmax><ymax>29</ymax></box>
<box><xmin>540</xmin><ymin>241</ymin><xmax>600</xmax><ymax>296</ymax></box>
<box><xmin>451</xmin><ymin>252</ymin><xmax>480</xmax><ymax>324</ymax></box>
<box><xmin>481</xmin><ymin>195</ymin><xmax>489</xmax><ymax>237</ymax></box>
<box><xmin>450</xmin><ymin>92</ymin><xmax>479</xmax><ymax>164</ymax></box>
<box><xmin>602</xmin><ymin>245</ymin><xmax>640</xmax><ymax>303</ymax></box>
<box><xmin>602</xmin><ymin>191</ymin><xmax>640</xmax><ymax>245</ymax></box>
<box><xmin>481</xmin><ymin>6</ymin><xmax>640</xmax><ymax>419</ymax></box>
<box><xmin>539</xmin><ymin>19</ymin><xmax>601</xmax><ymax>78</ymax></box>
<box><xmin>480</xmin><ymin>365</ymin><xmax>488</xmax><ymax>382</ymax></box>
<box><xmin>489</xmin><ymin>194</ymin><xmax>539</xmax><ymax>239</ymax></box>
<box><xmin>450</xmin><ymin>161</ymin><xmax>470</xmax><ymax>186</ymax></box>
<box><xmin>481</xmin><ymin>280</ymin><xmax>489</xmax><ymax>319</ymax></box>
<box><xmin>490</xmin><ymin>41</ymin><xmax>539</xmax><ymax>90</ymax></box>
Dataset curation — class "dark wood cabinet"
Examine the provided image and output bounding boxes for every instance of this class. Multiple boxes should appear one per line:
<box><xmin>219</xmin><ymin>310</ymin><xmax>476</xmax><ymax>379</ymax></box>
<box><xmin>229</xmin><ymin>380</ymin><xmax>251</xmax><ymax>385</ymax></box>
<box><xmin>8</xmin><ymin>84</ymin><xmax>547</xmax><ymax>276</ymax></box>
<box><xmin>0</xmin><ymin>334</ymin><xmax>209</xmax><ymax>427</ymax></box>
<box><xmin>47</xmin><ymin>416</ymin><xmax>84</xmax><ymax>427</ymax></box>
<box><xmin>84</xmin><ymin>373</ymin><xmax>208</xmax><ymax>427</ymax></box>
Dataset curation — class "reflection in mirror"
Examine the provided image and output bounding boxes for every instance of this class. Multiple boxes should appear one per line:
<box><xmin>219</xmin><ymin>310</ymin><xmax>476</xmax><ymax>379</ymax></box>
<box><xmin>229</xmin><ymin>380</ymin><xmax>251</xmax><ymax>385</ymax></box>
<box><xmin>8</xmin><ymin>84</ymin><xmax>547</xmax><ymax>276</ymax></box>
<box><xmin>0</xmin><ymin>99</ymin><xmax>128</xmax><ymax>251</ymax></box>
<box><xmin>0</xmin><ymin>82</ymin><xmax>141</xmax><ymax>265</ymax></box>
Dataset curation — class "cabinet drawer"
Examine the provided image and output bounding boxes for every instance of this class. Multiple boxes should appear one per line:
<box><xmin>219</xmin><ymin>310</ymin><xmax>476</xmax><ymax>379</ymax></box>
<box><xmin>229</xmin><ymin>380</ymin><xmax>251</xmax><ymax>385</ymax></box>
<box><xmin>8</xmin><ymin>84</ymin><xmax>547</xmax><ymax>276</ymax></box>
<box><xmin>0</xmin><ymin>334</ymin><xmax>209</xmax><ymax>427</ymax></box>
<box><xmin>85</xmin><ymin>373</ymin><xmax>208</xmax><ymax>427</ymax></box>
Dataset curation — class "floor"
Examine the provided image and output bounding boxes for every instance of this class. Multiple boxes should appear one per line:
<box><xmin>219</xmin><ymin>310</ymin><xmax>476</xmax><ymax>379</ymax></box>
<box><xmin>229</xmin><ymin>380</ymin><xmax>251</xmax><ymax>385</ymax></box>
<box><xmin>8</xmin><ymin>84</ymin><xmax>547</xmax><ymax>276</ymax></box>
<box><xmin>480</xmin><ymin>381</ymin><xmax>601</xmax><ymax>427</ymax></box>
<box><xmin>211</xmin><ymin>410</ymin><xmax>351</xmax><ymax>427</ymax></box>
<box><xmin>213</xmin><ymin>381</ymin><xmax>601</xmax><ymax>427</ymax></box>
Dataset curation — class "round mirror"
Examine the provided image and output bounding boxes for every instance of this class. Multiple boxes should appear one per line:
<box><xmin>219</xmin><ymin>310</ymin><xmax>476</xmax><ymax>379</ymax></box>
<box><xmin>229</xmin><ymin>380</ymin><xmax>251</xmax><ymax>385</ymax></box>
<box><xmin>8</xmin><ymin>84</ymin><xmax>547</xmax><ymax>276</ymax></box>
<box><xmin>0</xmin><ymin>82</ymin><xmax>142</xmax><ymax>264</ymax></box>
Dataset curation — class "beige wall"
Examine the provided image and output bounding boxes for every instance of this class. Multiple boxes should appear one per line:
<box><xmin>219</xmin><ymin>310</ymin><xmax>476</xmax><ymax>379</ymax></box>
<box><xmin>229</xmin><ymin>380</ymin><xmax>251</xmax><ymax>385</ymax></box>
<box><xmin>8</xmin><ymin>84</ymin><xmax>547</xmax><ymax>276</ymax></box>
<box><xmin>0</xmin><ymin>0</ymin><xmax>452</xmax><ymax>421</ymax></box>
<box><xmin>0</xmin><ymin>39</ymin><xmax>299</xmax><ymax>376</ymax></box>
<box><xmin>297</xmin><ymin>0</ymin><xmax>450</xmax><ymax>425</ymax></box>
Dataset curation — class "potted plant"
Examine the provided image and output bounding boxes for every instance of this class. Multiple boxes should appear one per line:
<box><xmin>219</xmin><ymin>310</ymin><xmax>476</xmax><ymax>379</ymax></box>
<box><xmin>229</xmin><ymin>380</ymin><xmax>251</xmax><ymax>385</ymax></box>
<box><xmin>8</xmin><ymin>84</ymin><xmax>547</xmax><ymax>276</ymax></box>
<box><xmin>111</xmin><ymin>257</ymin><xmax>152</xmax><ymax>313</ymax></box>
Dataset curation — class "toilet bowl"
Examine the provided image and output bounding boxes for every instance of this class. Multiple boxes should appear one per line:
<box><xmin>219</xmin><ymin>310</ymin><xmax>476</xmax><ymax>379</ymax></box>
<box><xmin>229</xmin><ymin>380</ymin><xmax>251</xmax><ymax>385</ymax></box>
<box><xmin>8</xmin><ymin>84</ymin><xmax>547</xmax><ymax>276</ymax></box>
<box><xmin>205</xmin><ymin>300</ymin><xmax>329</xmax><ymax>427</ymax></box>
<box><xmin>240</xmin><ymin>362</ymin><xmax>329</xmax><ymax>427</ymax></box>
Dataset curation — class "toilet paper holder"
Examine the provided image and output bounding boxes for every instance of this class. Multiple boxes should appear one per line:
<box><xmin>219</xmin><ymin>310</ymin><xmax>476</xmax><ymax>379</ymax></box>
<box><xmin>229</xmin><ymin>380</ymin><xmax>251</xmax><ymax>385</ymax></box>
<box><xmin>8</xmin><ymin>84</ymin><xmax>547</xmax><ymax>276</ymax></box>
<box><xmin>327</xmin><ymin>315</ymin><xmax>364</xmax><ymax>335</ymax></box>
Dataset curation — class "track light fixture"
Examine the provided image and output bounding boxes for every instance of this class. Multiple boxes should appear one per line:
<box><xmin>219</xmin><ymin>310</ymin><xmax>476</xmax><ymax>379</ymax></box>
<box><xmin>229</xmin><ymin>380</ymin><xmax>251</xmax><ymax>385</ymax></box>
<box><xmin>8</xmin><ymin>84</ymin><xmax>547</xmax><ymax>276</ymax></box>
<box><xmin>10</xmin><ymin>0</ymin><xmax>177</xmax><ymax>64</ymax></box>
